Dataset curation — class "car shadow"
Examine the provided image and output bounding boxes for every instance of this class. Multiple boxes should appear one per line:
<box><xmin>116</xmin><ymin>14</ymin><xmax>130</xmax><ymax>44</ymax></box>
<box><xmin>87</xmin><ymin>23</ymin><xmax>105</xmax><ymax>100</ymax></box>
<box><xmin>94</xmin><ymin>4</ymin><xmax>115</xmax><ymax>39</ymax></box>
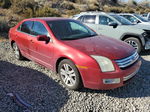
<box><xmin>79</xmin><ymin>57</ymin><xmax>150</xmax><ymax>98</ymax></box>
<box><xmin>0</xmin><ymin>61</ymin><xmax>69</xmax><ymax>112</ymax></box>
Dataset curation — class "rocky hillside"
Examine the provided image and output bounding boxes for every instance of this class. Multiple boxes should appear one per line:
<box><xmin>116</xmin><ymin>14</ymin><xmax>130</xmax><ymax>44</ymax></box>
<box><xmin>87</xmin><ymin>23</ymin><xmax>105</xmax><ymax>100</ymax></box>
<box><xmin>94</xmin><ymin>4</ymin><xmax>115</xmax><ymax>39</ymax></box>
<box><xmin>0</xmin><ymin>0</ymin><xmax>150</xmax><ymax>34</ymax></box>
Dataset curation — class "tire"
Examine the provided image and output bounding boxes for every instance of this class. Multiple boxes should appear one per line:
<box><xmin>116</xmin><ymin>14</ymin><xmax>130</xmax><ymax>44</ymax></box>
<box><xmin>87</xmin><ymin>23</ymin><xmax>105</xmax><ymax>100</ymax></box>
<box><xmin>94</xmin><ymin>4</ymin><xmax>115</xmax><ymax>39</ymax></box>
<box><xmin>124</xmin><ymin>37</ymin><xmax>142</xmax><ymax>53</ymax></box>
<box><xmin>58</xmin><ymin>59</ymin><xmax>82</xmax><ymax>90</ymax></box>
<box><xmin>12</xmin><ymin>43</ymin><xmax>24</xmax><ymax>60</ymax></box>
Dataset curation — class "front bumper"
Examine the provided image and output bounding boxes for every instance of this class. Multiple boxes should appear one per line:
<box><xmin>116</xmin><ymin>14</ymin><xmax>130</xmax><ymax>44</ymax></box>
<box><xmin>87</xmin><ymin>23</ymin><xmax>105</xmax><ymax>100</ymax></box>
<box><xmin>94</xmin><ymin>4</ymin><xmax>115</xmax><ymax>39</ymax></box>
<box><xmin>78</xmin><ymin>60</ymin><xmax>141</xmax><ymax>90</ymax></box>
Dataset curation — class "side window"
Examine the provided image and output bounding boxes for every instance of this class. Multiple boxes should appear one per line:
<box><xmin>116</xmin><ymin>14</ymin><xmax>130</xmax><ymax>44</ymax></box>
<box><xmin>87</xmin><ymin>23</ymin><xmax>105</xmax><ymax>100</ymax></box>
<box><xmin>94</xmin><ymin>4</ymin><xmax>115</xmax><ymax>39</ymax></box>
<box><xmin>77</xmin><ymin>16</ymin><xmax>84</xmax><ymax>22</ymax></box>
<box><xmin>20</xmin><ymin>21</ymin><xmax>33</xmax><ymax>34</ymax></box>
<box><xmin>83</xmin><ymin>15</ymin><xmax>96</xmax><ymax>24</ymax></box>
<box><xmin>99</xmin><ymin>16</ymin><xmax>113</xmax><ymax>25</ymax></box>
<box><xmin>32</xmin><ymin>21</ymin><xmax>48</xmax><ymax>36</ymax></box>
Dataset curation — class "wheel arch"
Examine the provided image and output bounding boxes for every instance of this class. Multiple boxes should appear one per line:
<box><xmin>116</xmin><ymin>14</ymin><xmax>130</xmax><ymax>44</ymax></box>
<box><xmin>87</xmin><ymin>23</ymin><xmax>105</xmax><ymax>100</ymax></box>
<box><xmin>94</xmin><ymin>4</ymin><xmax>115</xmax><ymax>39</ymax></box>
<box><xmin>55</xmin><ymin>56</ymin><xmax>83</xmax><ymax>78</ymax></box>
<box><xmin>121</xmin><ymin>34</ymin><xmax>144</xmax><ymax>46</ymax></box>
<box><xmin>55</xmin><ymin>57</ymin><xmax>78</xmax><ymax>73</ymax></box>
<box><xmin>10</xmin><ymin>40</ymin><xmax>15</xmax><ymax>48</ymax></box>
<box><xmin>56</xmin><ymin>57</ymin><xmax>67</xmax><ymax>73</ymax></box>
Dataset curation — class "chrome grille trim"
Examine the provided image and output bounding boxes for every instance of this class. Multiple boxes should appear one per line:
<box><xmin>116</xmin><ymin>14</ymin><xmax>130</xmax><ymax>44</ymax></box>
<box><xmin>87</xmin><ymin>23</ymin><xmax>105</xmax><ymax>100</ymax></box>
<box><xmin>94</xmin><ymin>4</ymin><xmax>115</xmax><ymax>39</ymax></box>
<box><xmin>115</xmin><ymin>52</ymin><xmax>139</xmax><ymax>68</ymax></box>
<box><xmin>123</xmin><ymin>68</ymin><xmax>139</xmax><ymax>81</ymax></box>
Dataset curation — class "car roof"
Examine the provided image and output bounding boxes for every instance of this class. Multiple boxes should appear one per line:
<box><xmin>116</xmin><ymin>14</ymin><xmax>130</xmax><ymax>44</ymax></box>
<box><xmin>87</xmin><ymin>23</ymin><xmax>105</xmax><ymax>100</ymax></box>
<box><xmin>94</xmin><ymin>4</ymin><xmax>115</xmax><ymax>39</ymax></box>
<box><xmin>119</xmin><ymin>13</ymin><xmax>136</xmax><ymax>15</ymax></box>
<box><xmin>80</xmin><ymin>11</ymin><xmax>105</xmax><ymax>14</ymax></box>
<box><xmin>77</xmin><ymin>11</ymin><xmax>116</xmax><ymax>17</ymax></box>
<box><xmin>24</xmin><ymin>17</ymin><xmax>73</xmax><ymax>22</ymax></box>
<box><xmin>78</xmin><ymin>11</ymin><xmax>107</xmax><ymax>15</ymax></box>
<box><xmin>78</xmin><ymin>12</ymin><xmax>118</xmax><ymax>16</ymax></box>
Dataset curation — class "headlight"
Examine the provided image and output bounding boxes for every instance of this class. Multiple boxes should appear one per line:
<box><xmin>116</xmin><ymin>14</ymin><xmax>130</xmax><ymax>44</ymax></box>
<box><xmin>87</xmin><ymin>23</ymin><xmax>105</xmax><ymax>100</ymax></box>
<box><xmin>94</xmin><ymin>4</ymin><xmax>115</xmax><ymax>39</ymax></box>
<box><xmin>91</xmin><ymin>55</ymin><xmax>115</xmax><ymax>72</ymax></box>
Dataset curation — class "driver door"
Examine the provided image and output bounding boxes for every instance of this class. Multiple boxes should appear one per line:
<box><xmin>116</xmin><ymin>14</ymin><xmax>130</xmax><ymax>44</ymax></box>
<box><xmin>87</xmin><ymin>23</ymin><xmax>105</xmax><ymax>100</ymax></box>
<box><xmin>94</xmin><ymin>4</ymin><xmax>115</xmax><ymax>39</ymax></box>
<box><xmin>95</xmin><ymin>15</ymin><xmax>121</xmax><ymax>40</ymax></box>
<box><xmin>29</xmin><ymin>21</ymin><xmax>54</xmax><ymax>69</ymax></box>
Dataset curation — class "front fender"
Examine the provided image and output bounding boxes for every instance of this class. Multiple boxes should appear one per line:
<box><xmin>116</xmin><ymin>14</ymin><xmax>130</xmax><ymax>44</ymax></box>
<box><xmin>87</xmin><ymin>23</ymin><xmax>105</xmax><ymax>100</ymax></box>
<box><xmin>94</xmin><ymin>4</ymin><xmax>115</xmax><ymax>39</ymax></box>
<box><xmin>121</xmin><ymin>33</ymin><xmax>145</xmax><ymax>46</ymax></box>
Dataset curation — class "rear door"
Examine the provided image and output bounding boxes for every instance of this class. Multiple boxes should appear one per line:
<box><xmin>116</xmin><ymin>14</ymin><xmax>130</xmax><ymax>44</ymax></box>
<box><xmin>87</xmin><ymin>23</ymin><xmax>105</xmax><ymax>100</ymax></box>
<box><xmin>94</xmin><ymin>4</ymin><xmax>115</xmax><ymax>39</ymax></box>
<box><xmin>16</xmin><ymin>21</ymin><xmax>33</xmax><ymax>57</ymax></box>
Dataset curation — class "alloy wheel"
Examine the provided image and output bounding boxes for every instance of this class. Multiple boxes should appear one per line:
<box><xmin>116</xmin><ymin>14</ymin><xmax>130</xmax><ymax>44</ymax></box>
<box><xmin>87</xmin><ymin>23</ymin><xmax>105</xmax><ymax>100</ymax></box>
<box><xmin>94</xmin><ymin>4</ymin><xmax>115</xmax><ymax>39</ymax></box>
<box><xmin>126</xmin><ymin>40</ymin><xmax>138</xmax><ymax>50</ymax></box>
<box><xmin>60</xmin><ymin>64</ymin><xmax>76</xmax><ymax>87</ymax></box>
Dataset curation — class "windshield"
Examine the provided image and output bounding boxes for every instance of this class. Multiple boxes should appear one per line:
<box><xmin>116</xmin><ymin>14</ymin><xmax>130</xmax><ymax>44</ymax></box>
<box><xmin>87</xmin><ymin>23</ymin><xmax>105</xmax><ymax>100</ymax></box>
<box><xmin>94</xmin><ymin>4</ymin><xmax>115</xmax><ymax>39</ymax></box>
<box><xmin>134</xmin><ymin>14</ymin><xmax>149</xmax><ymax>22</ymax></box>
<box><xmin>47</xmin><ymin>20</ymin><xmax>97</xmax><ymax>40</ymax></box>
<box><xmin>111</xmin><ymin>15</ymin><xmax>133</xmax><ymax>25</ymax></box>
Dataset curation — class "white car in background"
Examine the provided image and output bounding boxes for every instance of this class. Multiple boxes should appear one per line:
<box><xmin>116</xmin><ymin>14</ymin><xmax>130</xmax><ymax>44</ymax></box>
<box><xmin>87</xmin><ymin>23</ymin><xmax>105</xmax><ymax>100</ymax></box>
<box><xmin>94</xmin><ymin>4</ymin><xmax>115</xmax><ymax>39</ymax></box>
<box><xmin>119</xmin><ymin>13</ymin><xmax>150</xmax><ymax>25</ymax></box>
<box><xmin>119</xmin><ymin>13</ymin><xmax>150</xmax><ymax>40</ymax></box>
<box><xmin>141</xmin><ymin>13</ymin><xmax>150</xmax><ymax>21</ymax></box>
<box><xmin>72</xmin><ymin>12</ymin><xmax>150</xmax><ymax>53</ymax></box>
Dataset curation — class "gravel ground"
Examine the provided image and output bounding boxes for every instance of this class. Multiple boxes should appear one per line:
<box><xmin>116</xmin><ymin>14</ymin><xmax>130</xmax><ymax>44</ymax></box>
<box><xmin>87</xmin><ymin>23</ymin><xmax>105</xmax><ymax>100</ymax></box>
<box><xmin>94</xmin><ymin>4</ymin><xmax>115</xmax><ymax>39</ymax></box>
<box><xmin>0</xmin><ymin>40</ymin><xmax>150</xmax><ymax>112</ymax></box>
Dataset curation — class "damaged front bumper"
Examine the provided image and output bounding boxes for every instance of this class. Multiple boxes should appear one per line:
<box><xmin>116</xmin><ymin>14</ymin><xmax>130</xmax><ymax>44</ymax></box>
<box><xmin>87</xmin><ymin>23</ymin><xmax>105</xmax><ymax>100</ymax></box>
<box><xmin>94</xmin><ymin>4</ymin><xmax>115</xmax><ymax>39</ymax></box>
<box><xmin>145</xmin><ymin>39</ymin><xmax>150</xmax><ymax>50</ymax></box>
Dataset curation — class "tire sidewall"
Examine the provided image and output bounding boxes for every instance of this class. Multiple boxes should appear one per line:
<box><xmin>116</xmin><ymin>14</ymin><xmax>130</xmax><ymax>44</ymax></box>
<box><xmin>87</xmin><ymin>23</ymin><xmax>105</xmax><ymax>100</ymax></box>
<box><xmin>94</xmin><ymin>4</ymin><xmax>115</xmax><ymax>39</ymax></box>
<box><xmin>58</xmin><ymin>59</ymin><xmax>82</xmax><ymax>90</ymax></box>
<box><xmin>124</xmin><ymin>37</ymin><xmax>142</xmax><ymax>53</ymax></box>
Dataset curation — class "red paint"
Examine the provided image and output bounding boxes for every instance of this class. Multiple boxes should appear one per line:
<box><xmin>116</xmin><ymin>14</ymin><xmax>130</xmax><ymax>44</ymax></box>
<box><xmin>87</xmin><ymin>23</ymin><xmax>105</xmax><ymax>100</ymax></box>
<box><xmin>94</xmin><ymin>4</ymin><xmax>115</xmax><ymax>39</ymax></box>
<box><xmin>9</xmin><ymin>18</ymin><xmax>141</xmax><ymax>90</ymax></box>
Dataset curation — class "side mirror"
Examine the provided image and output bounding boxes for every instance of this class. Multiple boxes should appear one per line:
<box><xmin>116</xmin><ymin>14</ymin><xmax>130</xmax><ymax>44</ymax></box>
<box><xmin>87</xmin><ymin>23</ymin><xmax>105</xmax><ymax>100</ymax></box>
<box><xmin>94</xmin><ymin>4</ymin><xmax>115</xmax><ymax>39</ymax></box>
<box><xmin>108</xmin><ymin>22</ymin><xmax>118</xmax><ymax>28</ymax></box>
<box><xmin>37</xmin><ymin>35</ymin><xmax>50</xmax><ymax>43</ymax></box>
<box><xmin>133</xmin><ymin>20</ymin><xmax>140</xmax><ymax>24</ymax></box>
<box><xmin>137</xmin><ymin>20</ymin><xmax>141</xmax><ymax>24</ymax></box>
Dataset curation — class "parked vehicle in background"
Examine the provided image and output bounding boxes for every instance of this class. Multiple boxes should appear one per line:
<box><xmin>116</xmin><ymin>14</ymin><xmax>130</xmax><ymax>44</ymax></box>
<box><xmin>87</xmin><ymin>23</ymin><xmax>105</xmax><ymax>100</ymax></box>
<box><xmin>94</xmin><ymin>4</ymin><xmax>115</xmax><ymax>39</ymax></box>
<box><xmin>141</xmin><ymin>13</ymin><xmax>150</xmax><ymax>21</ymax></box>
<box><xmin>73</xmin><ymin>12</ymin><xmax>150</xmax><ymax>53</ymax></box>
<box><xmin>119</xmin><ymin>13</ymin><xmax>150</xmax><ymax>25</ymax></box>
<box><xmin>9</xmin><ymin>17</ymin><xmax>141</xmax><ymax>90</ymax></box>
<box><xmin>119</xmin><ymin>13</ymin><xmax>150</xmax><ymax>43</ymax></box>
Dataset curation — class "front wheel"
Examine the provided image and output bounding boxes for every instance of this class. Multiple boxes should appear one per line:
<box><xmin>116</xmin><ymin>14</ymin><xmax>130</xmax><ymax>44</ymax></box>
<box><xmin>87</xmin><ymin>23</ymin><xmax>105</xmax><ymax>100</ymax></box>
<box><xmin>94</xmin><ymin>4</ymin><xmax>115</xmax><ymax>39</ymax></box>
<box><xmin>124</xmin><ymin>37</ymin><xmax>142</xmax><ymax>53</ymax></box>
<box><xmin>58</xmin><ymin>59</ymin><xmax>82</xmax><ymax>90</ymax></box>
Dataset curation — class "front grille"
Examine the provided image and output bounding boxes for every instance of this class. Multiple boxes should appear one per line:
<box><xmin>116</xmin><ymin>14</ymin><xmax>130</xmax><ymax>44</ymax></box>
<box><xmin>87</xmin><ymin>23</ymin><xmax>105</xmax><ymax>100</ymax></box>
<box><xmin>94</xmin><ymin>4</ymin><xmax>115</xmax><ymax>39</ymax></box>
<box><xmin>115</xmin><ymin>52</ymin><xmax>139</xmax><ymax>69</ymax></box>
<box><xmin>143</xmin><ymin>30</ymin><xmax>150</xmax><ymax>40</ymax></box>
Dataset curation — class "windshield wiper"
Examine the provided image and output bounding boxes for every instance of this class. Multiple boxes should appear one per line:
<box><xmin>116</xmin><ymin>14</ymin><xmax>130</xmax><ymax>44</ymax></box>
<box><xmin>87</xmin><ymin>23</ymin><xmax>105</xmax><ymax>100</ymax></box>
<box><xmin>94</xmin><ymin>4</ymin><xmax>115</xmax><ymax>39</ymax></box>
<box><xmin>61</xmin><ymin>38</ymin><xmax>77</xmax><ymax>40</ymax></box>
<box><xmin>61</xmin><ymin>34</ymin><xmax>97</xmax><ymax>40</ymax></box>
<box><xmin>88</xmin><ymin>34</ymin><xmax>97</xmax><ymax>37</ymax></box>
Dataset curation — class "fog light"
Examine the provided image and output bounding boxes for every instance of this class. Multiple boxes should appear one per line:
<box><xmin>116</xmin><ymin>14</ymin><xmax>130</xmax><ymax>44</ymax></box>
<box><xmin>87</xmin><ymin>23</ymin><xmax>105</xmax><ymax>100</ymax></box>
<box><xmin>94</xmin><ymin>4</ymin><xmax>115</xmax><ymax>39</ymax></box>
<box><xmin>103</xmin><ymin>78</ymin><xmax>120</xmax><ymax>84</ymax></box>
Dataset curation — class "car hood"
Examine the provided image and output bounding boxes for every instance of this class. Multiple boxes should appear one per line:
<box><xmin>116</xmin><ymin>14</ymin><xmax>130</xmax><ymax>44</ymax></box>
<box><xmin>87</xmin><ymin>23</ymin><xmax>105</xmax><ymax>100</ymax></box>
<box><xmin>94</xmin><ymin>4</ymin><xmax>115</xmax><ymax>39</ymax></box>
<box><xmin>139</xmin><ymin>22</ymin><xmax>150</xmax><ymax>25</ymax></box>
<box><xmin>62</xmin><ymin>36</ymin><xmax>135</xmax><ymax>60</ymax></box>
<box><xmin>134</xmin><ymin>24</ymin><xmax>150</xmax><ymax>30</ymax></box>
<box><xmin>119</xmin><ymin>25</ymin><xmax>144</xmax><ymax>34</ymax></box>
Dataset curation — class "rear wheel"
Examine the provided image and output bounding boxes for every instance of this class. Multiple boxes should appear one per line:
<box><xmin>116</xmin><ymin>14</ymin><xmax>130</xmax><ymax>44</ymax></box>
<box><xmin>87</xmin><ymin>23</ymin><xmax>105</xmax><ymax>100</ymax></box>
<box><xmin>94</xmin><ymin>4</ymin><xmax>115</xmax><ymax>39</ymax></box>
<box><xmin>58</xmin><ymin>59</ymin><xmax>82</xmax><ymax>90</ymax></box>
<box><xmin>124</xmin><ymin>37</ymin><xmax>142</xmax><ymax>53</ymax></box>
<box><xmin>12</xmin><ymin>43</ymin><xmax>24</xmax><ymax>60</ymax></box>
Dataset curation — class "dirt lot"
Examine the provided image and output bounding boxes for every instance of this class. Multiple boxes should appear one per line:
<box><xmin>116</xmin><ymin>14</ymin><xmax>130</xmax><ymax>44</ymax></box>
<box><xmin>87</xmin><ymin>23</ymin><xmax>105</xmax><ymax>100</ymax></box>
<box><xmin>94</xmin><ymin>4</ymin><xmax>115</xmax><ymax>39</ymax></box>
<box><xmin>0</xmin><ymin>40</ymin><xmax>150</xmax><ymax>112</ymax></box>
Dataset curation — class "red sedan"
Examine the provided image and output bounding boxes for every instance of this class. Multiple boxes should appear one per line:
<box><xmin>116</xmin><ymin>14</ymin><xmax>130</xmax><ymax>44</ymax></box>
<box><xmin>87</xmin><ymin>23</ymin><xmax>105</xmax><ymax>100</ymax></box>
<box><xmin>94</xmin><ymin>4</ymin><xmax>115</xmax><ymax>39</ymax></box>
<box><xmin>9</xmin><ymin>18</ymin><xmax>141</xmax><ymax>90</ymax></box>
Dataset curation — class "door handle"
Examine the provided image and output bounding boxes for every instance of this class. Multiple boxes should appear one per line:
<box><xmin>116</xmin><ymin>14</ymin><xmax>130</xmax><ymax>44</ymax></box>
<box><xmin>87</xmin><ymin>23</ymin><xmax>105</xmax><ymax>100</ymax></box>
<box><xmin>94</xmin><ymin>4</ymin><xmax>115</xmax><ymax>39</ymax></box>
<box><xmin>15</xmin><ymin>34</ymin><xmax>19</xmax><ymax>38</ymax></box>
